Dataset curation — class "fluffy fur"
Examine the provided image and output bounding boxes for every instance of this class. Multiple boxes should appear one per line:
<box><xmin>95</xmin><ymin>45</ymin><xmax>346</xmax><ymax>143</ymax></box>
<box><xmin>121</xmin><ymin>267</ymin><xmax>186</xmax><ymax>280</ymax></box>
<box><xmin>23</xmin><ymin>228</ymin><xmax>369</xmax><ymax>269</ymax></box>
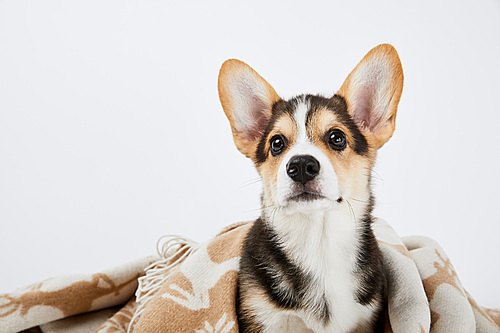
<box><xmin>218</xmin><ymin>44</ymin><xmax>404</xmax><ymax>332</ymax></box>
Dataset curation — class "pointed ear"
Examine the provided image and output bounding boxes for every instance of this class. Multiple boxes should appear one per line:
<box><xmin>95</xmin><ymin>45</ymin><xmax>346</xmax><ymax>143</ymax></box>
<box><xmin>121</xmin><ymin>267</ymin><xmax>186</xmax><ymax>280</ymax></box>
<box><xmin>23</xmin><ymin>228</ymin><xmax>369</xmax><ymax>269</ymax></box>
<box><xmin>218</xmin><ymin>59</ymin><xmax>280</xmax><ymax>159</ymax></box>
<box><xmin>338</xmin><ymin>44</ymin><xmax>404</xmax><ymax>149</ymax></box>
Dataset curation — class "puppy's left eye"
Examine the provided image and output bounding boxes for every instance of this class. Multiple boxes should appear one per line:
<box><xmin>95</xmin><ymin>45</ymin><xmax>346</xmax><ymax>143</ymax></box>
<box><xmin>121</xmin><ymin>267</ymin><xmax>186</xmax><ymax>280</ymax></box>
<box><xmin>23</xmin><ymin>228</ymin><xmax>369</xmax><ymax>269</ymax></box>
<box><xmin>270</xmin><ymin>135</ymin><xmax>287</xmax><ymax>156</ymax></box>
<box><xmin>327</xmin><ymin>129</ymin><xmax>347</xmax><ymax>150</ymax></box>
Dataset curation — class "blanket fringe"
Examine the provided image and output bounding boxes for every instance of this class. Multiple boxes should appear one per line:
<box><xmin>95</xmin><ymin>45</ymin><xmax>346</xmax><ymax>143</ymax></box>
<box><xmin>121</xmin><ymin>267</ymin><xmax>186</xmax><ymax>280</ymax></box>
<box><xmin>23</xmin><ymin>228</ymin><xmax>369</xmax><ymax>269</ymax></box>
<box><xmin>128</xmin><ymin>235</ymin><xmax>198</xmax><ymax>332</ymax></box>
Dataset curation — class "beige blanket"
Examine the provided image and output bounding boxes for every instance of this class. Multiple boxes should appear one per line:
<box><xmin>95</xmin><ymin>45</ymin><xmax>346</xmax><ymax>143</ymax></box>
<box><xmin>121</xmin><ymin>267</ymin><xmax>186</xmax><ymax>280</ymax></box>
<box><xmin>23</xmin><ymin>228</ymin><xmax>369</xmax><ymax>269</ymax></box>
<box><xmin>1</xmin><ymin>220</ymin><xmax>499</xmax><ymax>332</ymax></box>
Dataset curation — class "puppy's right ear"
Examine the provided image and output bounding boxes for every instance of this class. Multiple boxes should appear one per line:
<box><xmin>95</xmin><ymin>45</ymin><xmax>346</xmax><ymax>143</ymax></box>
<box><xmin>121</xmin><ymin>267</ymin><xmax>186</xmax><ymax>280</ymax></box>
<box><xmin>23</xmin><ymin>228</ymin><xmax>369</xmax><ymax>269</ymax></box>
<box><xmin>218</xmin><ymin>59</ymin><xmax>280</xmax><ymax>159</ymax></box>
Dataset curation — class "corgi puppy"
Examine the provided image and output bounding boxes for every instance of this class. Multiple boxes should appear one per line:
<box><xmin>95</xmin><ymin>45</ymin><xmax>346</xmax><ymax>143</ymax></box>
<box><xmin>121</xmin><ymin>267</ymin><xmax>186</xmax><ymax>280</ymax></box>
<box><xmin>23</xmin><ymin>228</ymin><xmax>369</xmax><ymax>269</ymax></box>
<box><xmin>218</xmin><ymin>44</ymin><xmax>404</xmax><ymax>332</ymax></box>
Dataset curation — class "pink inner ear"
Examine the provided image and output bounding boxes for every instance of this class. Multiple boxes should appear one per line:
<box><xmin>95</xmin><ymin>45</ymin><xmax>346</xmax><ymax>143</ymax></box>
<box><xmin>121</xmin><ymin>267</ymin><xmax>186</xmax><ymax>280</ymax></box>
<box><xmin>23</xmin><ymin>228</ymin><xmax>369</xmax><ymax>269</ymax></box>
<box><xmin>244</xmin><ymin>96</ymin><xmax>270</xmax><ymax>142</ymax></box>
<box><xmin>350</xmin><ymin>70</ymin><xmax>392</xmax><ymax>135</ymax></box>
<box><xmin>352</xmin><ymin>86</ymin><xmax>382</xmax><ymax>133</ymax></box>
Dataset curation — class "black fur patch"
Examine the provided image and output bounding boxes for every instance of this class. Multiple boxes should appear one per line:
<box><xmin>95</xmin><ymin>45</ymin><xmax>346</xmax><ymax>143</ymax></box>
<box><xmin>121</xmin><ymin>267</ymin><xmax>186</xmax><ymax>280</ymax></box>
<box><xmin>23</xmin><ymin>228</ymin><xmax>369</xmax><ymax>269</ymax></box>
<box><xmin>238</xmin><ymin>219</ymin><xmax>331</xmax><ymax>324</ymax></box>
<box><xmin>352</xmin><ymin>195</ymin><xmax>387</xmax><ymax>305</ymax></box>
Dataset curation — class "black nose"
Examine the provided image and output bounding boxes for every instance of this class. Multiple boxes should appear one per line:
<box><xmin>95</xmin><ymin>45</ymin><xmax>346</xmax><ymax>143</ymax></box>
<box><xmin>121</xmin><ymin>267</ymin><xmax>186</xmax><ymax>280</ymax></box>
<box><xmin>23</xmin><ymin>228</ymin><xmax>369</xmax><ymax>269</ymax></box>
<box><xmin>286</xmin><ymin>155</ymin><xmax>320</xmax><ymax>184</ymax></box>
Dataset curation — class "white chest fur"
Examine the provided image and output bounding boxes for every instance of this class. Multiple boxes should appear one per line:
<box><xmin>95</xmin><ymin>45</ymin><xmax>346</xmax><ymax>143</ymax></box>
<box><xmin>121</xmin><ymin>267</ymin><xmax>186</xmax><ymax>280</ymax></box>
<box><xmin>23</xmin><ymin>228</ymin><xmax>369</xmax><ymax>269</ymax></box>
<box><xmin>261</xmin><ymin>205</ymin><xmax>376</xmax><ymax>332</ymax></box>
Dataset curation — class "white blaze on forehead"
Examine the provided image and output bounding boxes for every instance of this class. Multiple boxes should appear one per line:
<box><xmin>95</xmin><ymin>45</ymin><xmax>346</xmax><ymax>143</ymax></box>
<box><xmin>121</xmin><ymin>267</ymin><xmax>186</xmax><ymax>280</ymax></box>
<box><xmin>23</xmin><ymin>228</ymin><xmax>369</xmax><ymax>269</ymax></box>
<box><xmin>292</xmin><ymin>98</ymin><xmax>310</xmax><ymax>143</ymax></box>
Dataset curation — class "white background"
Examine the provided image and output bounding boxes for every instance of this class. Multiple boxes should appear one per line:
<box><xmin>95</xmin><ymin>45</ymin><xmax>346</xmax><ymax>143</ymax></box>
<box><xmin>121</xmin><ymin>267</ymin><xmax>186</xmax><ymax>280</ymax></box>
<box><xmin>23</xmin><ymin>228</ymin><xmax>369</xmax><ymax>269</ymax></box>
<box><xmin>1</xmin><ymin>0</ymin><xmax>499</xmax><ymax>308</ymax></box>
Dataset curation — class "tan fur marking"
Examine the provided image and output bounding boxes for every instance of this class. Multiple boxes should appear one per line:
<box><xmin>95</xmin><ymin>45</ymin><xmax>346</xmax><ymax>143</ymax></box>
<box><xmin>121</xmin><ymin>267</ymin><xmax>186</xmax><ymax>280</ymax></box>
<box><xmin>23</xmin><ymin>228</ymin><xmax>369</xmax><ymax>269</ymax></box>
<box><xmin>308</xmin><ymin>107</ymin><xmax>376</xmax><ymax>202</ymax></box>
<box><xmin>257</xmin><ymin>113</ymin><xmax>297</xmax><ymax>205</ymax></box>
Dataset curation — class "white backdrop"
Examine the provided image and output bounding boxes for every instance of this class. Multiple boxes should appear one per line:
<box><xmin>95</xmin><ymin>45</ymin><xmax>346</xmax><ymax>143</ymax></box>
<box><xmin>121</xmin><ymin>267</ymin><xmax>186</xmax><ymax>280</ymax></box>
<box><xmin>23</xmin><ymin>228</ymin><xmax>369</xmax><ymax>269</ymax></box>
<box><xmin>1</xmin><ymin>0</ymin><xmax>499</xmax><ymax>308</ymax></box>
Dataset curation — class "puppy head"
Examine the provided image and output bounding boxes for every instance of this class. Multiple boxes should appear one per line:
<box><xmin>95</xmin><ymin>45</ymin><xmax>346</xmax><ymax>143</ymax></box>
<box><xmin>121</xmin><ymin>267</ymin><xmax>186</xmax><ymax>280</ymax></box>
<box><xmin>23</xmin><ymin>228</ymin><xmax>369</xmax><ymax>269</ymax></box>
<box><xmin>218</xmin><ymin>44</ymin><xmax>403</xmax><ymax>216</ymax></box>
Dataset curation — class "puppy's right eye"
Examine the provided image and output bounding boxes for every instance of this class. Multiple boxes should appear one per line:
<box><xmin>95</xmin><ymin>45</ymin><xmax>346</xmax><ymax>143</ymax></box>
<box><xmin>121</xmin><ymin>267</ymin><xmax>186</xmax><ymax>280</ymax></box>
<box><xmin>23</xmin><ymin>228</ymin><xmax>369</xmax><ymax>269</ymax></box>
<box><xmin>270</xmin><ymin>135</ymin><xmax>287</xmax><ymax>156</ymax></box>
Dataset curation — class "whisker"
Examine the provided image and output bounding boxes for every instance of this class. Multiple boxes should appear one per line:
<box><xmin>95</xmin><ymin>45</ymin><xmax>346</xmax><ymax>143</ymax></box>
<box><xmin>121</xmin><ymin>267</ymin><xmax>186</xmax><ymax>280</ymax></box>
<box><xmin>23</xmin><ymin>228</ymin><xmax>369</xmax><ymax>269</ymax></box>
<box><xmin>347</xmin><ymin>196</ymin><xmax>371</xmax><ymax>204</ymax></box>
<box><xmin>270</xmin><ymin>206</ymin><xmax>279</xmax><ymax>224</ymax></box>
<box><xmin>262</xmin><ymin>204</ymin><xmax>279</xmax><ymax>211</ymax></box>
<box><xmin>247</xmin><ymin>201</ymin><xmax>278</xmax><ymax>213</ymax></box>
<box><xmin>238</xmin><ymin>178</ymin><xmax>262</xmax><ymax>189</ymax></box>
<box><xmin>345</xmin><ymin>199</ymin><xmax>358</xmax><ymax>229</ymax></box>
<box><xmin>362</xmin><ymin>166</ymin><xmax>383</xmax><ymax>181</ymax></box>
<box><xmin>368</xmin><ymin>168</ymin><xmax>384</xmax><ymax>182</ymax></box>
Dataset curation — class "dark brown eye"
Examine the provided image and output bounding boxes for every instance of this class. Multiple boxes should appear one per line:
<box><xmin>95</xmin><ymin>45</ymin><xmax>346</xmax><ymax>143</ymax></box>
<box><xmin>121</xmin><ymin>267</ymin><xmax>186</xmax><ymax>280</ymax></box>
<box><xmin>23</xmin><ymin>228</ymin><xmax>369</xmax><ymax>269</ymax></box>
<box><xmin>270</xmin><ymin>135</ymin><xmax>287</xmax><ymax>156</ymax></box>
<box><xmin>327</xmin><ymin>129</ymin><xmax>347</xmax><ymax>150</ymax></box>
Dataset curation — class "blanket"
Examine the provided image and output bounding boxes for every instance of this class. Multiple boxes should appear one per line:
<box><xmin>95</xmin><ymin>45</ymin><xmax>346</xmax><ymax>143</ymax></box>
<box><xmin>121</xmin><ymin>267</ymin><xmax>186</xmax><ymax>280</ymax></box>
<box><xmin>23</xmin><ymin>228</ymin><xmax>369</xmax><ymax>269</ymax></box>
<box><xmin>1</xmin><ymin>219</ymin><xmax>498</xmax><ymax>333</ymax></box>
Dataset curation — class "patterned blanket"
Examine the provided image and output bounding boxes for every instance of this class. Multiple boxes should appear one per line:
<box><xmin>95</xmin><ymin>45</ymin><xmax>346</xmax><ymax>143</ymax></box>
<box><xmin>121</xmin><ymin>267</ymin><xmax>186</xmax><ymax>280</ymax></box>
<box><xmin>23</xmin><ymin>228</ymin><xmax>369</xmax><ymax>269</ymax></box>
<box><xmin>1</xmin><ymin>220</ymin><xmax>498</xmax><ymax>333</ymax></box>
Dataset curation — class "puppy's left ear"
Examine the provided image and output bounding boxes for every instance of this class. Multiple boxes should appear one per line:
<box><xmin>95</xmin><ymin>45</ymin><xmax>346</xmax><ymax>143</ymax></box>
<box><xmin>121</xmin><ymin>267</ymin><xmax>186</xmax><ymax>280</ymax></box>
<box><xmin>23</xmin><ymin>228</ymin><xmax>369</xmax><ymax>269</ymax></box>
<box><xmin>338</xmin><ymin>44</ymin><xmax>404</xmax><ymax>149</ymax></box>
<box><xmin>218</xmin><ymin>59</ymin><xmax>280</xmax><ymax>159</ymax></box>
